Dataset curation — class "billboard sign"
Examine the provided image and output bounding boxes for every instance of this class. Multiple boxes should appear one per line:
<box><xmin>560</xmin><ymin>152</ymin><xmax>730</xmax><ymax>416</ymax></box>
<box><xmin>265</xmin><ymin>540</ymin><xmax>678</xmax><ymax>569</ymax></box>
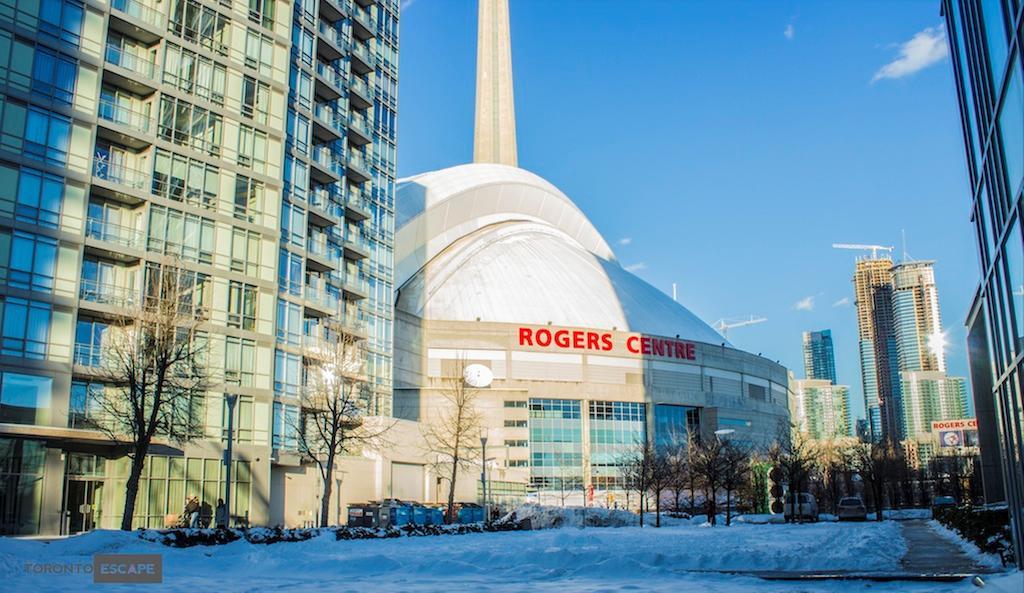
<box><xmin>933</xmin><ymin>419</ymin><xmax>978</xmax><ymax>448</ymax></box>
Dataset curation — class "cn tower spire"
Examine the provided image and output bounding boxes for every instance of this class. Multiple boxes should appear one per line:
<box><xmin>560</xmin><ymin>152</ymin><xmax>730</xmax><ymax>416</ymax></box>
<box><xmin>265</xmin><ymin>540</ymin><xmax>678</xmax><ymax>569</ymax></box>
<box><xmin>473</xmin><ymin>0</ymin><xmax>518</xmax><ymax>167</ymax></box>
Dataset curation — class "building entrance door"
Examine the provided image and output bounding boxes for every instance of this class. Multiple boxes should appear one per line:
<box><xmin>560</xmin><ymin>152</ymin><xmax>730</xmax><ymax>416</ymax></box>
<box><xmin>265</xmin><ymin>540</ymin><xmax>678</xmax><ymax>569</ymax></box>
<box><xmin>65</xmin><ymin>479</ymin><xmax>103</xmax><ymax>533</ymax></box>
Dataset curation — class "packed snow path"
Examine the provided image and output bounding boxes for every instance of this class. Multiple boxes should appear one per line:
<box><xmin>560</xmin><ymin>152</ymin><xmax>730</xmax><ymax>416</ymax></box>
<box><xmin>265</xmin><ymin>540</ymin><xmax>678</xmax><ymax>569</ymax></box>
<box><xmin>899</xmin><ymin>520</ymin><xmax>996</xmax><ymax>574</ymax></box>
<box><xmin>1</xmin><ymin>519</ymin><xmax>1017</xmax><ymax>593</ymax></box>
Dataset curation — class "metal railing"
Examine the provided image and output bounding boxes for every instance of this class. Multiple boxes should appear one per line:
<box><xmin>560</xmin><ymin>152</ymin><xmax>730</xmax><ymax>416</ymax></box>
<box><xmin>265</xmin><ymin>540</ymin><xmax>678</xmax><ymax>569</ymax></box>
<box><xmin>313</xmin><ymin>146</ymin><xmax>346</xmax><ymax>178</ymax></box>
<box><xmin>105</xmin><ymin>44</ymin><xmax>158</xmax><ymax>79</ymax></box>
<box><xmin>85</xmin><ymin>218</ymin><xmax>144</xmax><ymax>248</ymax></box>
<box><xmin>346</xmin><ymin>150</ymin><xmax>372</xmax><ymax>176</ymax></box>
<box><xmin>304</xmin><ymin>284</ymin><xmax>340</xmax><ymax>311</ymax></box>
<box><xmin>97</xmin><ymin>98</ymin><xmax>153</xmax><ymax>134</ymax></box>
<box><xmin>350</xmin><ymin>39</ymin><xmax>373</xmax><ymax>66</ymax></box>
<box><xmin>347</xmin><ymin>0</ymin><xmax>376</xmax><ymax>32</ymax></box>
<box><xmin>79</xmin><ymin>279</ymin><xmax>139</xmax><ymax>307</ymax></box>
<box><xmin>315</xmin><ymin>61</ymin><xmax>345</xmax><ymax>90</ymax></box>
<box><xmin>93</xmin><ymin>157</ymin><xmax>150</xmax><ymax>191</ymax></box>
<box><xmin>310</xmin><ymin>187</ymin><xmax>345</xmax><ymax>219</ymax></box>
<box><xmin>111</xmin><ymin>0</ymin><xmax>165</xmax><ymax>28</ymax></box>
<box><xmin>73</xmin><ymin>342</ymin><xmax>105</xmax><ymax>368</ymax></box>
<box><xmin>348</xmin><ymin>76</ymin><xmax>372</xmax><ymax>102</ymax></box>
<box><xmin>318</xmin><ymin>20</ymin><xmax>347</xmax><ymax>49</ymax></box>
<box><xmin>314</xmin><ymin>103</ymin><xmax>347</xmax><ymax>135</ymax></box>
<box><xmin>349</xmin><ymin>110</ymin><xmax>372</xmax><ymax>139</ymax></box>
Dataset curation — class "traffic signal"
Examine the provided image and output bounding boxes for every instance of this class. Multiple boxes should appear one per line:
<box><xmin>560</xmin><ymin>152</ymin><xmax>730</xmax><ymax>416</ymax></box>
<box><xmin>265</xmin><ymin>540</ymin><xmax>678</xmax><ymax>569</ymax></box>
<box><xmin>769</xmin><ymin>467</ymin><xmax>784</xmax><ymax>514</ymax></box>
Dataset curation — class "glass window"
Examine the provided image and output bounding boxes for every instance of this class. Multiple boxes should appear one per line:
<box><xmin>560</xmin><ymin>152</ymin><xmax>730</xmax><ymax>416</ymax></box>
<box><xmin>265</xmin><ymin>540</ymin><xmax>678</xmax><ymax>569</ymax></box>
<box><xmin>230</xmin><ymin>228</ymin><xmax>261</xmax><ymax>276</ymax></box>
<box><xmin>1006</xmin><ymin>220</ymin><xmax>1023</xmax><ymax>355</ymax></box>
<box><xmin>280</xmin><ymin>201</ymin><xmax>305</xmax><ymax>247</ymax></box>
<box><xmin>0</xmin><ymin>372</ymin><xmax>52</xmax><ymax>425</ymax></box>
<box><xmin>224</xmin><ymin>337</ymin><xmax>255</xmax><ymax>387</ymax></box>
<box><xmin>24</xmin><ymin>107</ymin><xmax>71</xmax><ymax>166</ymax></box>
<box><xmin>981</xmin><ymin>0</ymin><xmax>1009</xmax><ymax>87</ymax></box>
<box><xmin>272</xmin><ymin>402</ymin><xmax>298</xmax><ymax>450</ymax></box>
<box><xmin>8</xmin><ymin>231</ymin><xmax>57</xmax><ymax>293</ymax></box>
<box><xmin>276</xmin><ymin>299</ymin><xmax>302</xmax><ymax>345</ymax></box>
<box><xmin>998</xmin><ymin>62</ymin><xmax>1023</xmax><ymax>201</ymax></box>
<box><xmin>1</xmin><ymin>298</ymin><xmax>51</xmax><ymax>359</ymax></box>
<box><xmin>15</xmin><ymin>167</ymin><xmax>64</xmax><ymax>229</ymax></box>
<box><xmin>69</xmin><ymin>381</ymin><xmax>104</xmax><ymax>429</ymax></box>
<box><xmin>0</xmin><ymin>437</ymin><xmax>46</xmax><ymax>534</ymax></box>
<box><xmin>273</xmin><ymin>349</ymin><xmax>302</xmax><ymax>396</ymax></box>
<box><xmin>227</xmin><ymin>282</ymin><xmax>257</xmax><ymax>331</ymax></box>
<box><xmin>278</xmin><ymin>249</ymin><xmax>303</xmax><ymax>295</ymax></box>
<box><xmin>31</xmin><ymin>47</ymin><xmax>76</xmax><ymax>106</ymax></box>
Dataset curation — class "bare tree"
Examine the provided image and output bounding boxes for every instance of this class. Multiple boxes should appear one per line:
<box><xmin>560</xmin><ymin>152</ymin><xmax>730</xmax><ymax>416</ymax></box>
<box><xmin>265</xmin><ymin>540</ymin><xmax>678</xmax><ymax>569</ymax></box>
<box><xmin>719</xmin><ymin>440</ymin><xmax>752</xmax><ymax>526</ymax></box>
<box><xmin>89</xmin><ymin>263</ymin><xmax>208</xmax><ymax>530</ymax></box>
<box><xmin>851</xmin><ymin>441</ymin><xmax>901</xmax><ymax>521</ymax></box>
<box><xmin>422</xmin><ymin>357</ymin><xmax>483</xmax><ymax>523</ymax></box>
<box><xmin>814</xmin><ymin>438</ymin><xmax>856</xmax><ymax>515</ymax></box>
<box><xmin>768</xmin><ymin>426</ymin><xmax>818</xmax><ymax>524</ymax></box>
<box><xmin>296</xmin><ymin>332</ymin><xmax>384</xmax><ymax>527</ymax></box>
<box><xmin>665</xmin><ymin>443</ymin><xmax>691</xmax><ymax>513</ymax></box>
<box><xmin>619</xmin><ymin>443</ymin><xmax>656</xmax><ymax>527</ymax></box>
<box><xmin>690</xmin><ymin>436</ymin><xmax>729</xmax><ymax>525</ymax></box>
<box><xmin>646</xmin><ymin>447</ymin><xmax>674</xmax><ymax>527</ymax></box>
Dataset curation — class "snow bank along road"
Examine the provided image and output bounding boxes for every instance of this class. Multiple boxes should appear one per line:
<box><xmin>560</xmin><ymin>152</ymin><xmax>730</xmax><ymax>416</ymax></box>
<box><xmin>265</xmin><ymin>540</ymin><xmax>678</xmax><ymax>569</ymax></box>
<box><xmin>0</xmin><ymin>520</ymin><xmax>1019</xmax><ymax>593</ymax></box>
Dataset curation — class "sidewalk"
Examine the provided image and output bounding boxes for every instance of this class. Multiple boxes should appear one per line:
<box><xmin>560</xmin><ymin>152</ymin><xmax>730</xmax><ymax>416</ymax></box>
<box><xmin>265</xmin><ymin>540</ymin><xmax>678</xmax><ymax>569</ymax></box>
<box><xmin>898</xmin><ymin>519</ymin><xmax>995</xmax><ymax>574</ymax></box>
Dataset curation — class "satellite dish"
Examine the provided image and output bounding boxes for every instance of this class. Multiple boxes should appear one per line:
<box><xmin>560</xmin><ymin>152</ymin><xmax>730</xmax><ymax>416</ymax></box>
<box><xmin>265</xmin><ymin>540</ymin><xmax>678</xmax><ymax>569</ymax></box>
<box><xmin>463</xmin><ymin>364</ymin><xmax>494</xmax><ymax>388</ymax></box>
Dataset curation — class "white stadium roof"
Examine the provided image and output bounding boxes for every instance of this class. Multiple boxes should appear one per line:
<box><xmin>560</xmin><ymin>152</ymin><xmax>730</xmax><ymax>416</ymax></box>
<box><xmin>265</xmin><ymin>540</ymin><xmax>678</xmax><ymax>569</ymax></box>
<box><xmin>395</xmin><ymin>163</ymin><xmax>727</xmax><ymax>345</ymax></box>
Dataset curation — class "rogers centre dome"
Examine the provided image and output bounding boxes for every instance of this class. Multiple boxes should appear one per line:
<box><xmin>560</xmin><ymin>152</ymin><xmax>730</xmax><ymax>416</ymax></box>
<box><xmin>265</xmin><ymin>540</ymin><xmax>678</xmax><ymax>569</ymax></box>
<box><xmin>393</xmin><ymin>163</ymin><xmax>791</xmax><ymax>502</ymax></box>
<box><xmin>395</xmin><ymin>163</ymin><xmax>727</xmax><ymax>344</ymax></box>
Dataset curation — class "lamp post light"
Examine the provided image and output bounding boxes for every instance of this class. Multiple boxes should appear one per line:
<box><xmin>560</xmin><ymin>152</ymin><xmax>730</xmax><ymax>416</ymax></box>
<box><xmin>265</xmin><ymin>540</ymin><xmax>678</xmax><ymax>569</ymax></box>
<box><xmin>223</xmin><ymin>394</ymin><xmax>238</xmax><ymax>528</ymax></box>
<box><xmin>480</xmin><ymin>434</ymin><xmax>489</xmax><ymax>523</ymax></box>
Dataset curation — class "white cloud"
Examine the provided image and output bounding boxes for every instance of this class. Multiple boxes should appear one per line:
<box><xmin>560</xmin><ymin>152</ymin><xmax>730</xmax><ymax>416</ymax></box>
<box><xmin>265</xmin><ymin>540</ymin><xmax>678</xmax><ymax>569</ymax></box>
<box><xmin>832</xmin><ymin>297</ymin><xmax>851</xmax><ymax>308</ymax></box>
<box><xmin>872</xmin><ymin>25</ymin><xmax>949</xmax><ymax>83</ymax></box>
<box><xmin>794</xmin><ymin>296</ymin><xmax>815</xmax><ymax>311</ymax></box>
<box><xmin>624</xmin><ymin>262</ymin><xmax>647</xmax><ymax>273</ymax></box>
<box><xmin>784</xmin><ymin>24</ymin><xmax>794</xmax><ymax>40</ymax></box>
<box><xmin>617</xmin><ymin>237</ymin><xmax>632</xmax><ymax>246</ymax></box>
<box><xmin>400</xmin><ymin>0</ymin><xmax>416</xmax><ymax>10</ymax></box>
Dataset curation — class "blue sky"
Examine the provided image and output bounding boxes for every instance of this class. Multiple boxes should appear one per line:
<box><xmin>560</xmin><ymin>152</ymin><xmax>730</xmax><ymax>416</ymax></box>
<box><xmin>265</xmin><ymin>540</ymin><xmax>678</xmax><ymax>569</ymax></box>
<box><xmin>395</xmin><ymin>0</ymin><xmax>976</xmax><ymax>421</ymax></box>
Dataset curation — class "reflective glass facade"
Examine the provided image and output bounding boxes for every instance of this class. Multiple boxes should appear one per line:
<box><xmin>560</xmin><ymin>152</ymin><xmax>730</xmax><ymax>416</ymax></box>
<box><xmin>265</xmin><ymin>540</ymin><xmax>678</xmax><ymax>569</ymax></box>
<box><xmin>653</xmin><ymin>403</ymin><xmax>699</xmax><ymax>449</ymax></box>
<box><xmin>528</xmin><ymin>398</ymin><xmax>583</xmax><ymax>490</ymax></box>
<box><xmin>589</xmin><ymin>400</ymin><xmax>645</xmax><ymax>490</ymax></box>
<box><xmin>803</xmin><ymin>329</ymin><xmax>837</xmax><ymax>384</ymax></box>
<box><xmin>941</xmin><ymin>0</ymin><xmax>1024</xmax><ymax>568</ymax></box>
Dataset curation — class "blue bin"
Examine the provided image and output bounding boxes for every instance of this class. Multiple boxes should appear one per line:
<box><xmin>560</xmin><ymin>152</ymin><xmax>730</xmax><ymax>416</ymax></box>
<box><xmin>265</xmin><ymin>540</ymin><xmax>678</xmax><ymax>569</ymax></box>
<box><xmin>388</xmin><ymin>504</ymin><xmax>412</xmax><ymax>527</ymax></box>
<box><xmin>428</xmin><ymin>508</ymin><xmax>444</xmax><ymax>525</ymax></box>
<box><xmin>411</xmin><ymin>505</ymin><xmax>427</xmax><ymax>525</ymax></box>
<box><xmin>457</xmin><ymin>505</ymin><xmax>483</xmax><ymax>524</ymax></box>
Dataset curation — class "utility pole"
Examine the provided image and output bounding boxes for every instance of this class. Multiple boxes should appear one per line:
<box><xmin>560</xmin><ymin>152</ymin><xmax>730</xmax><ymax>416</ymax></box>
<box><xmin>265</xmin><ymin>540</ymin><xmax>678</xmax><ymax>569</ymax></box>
<box><xmin>223</xmin><ymin>394</ymin><xmax>237</xmax><ymax>528</ymax></box>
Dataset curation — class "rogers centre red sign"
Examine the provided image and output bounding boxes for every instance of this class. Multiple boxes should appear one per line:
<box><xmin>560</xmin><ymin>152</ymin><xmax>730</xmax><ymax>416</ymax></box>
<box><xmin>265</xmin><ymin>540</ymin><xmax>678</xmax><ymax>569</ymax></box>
<box><xmin>517</xmin><ymin>327</ymin><xmax>696</xmax><ymax>361</ymax></box>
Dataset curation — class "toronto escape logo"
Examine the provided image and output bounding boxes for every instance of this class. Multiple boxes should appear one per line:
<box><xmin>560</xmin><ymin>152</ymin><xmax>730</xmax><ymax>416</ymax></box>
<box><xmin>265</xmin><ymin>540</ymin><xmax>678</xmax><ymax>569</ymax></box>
<box><xmin>24</xmin><ymin>554</ymin><xmax>163</xmax><ymax>584</ymax></box>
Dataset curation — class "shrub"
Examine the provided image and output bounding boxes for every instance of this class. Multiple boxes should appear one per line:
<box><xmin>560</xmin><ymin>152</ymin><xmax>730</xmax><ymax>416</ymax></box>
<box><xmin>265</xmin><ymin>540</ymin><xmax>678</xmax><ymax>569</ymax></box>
<box><xmin>935</xmin><ymin>505</ymin><xmax>1015</xmax><ymax>566</ymax></box>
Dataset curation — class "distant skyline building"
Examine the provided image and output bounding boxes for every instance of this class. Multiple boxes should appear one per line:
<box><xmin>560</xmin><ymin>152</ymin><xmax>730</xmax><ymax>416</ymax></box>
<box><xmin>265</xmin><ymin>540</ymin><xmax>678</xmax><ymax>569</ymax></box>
<box><xmin>899</xmin><ymin>371</ymin><xmax>967</xmax><ymax>440</ymax></box>
<box><xmin>941</xmin><ymin>0</ymin><xmax>1023</xmax><ymax>568</ymax></box>
<box><xmin>891</xmin><ymin>261</ymin><xmax>946</xmax><ymax>373</ymax></box>
<box><xmin>789</xmin><ymin>378</ymin><xmax>851</xmax><ymax>440</ymax></box>
<box><xmin>803</xmin><ymin>329</ymin><xmax>837</xmax><ymax>383</ymax></box>
<box><xmin>852</xmin><ymin>256</ymin><xmax>902</xmax><ymax>441</ymax></box>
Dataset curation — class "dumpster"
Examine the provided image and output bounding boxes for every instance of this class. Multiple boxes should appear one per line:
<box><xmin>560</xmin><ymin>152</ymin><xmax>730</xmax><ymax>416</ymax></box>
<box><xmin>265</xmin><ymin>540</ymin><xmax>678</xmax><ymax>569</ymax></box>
<box><xmin>347</xmin><ymin>504</ymin><xmax>379</xmax><ymax>528</ymax></box>
<box><xmin>426</xmin><ymin>507</ymin><xmax>444</xmax><ymax>525</ymax></box>
<box><xmin>387</xmin><ymin>502</ymin><xmax>412</xmax><ymax>527</ymax></box>
<box><xmin>411</xmin><ymin>505</ymin><xmax>428</xmax><ymax>525</ymax></box>
<box><xmin>457</xmin><ymin>503</ymin><xmax>484</xmax><ymax>523</ymax></box>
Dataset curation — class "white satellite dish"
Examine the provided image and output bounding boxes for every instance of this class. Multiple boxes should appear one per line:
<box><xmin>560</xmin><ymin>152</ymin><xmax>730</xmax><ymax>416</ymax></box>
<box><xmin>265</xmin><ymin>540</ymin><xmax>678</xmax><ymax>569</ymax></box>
<box><xmin>463</xmin><ymin>364</ymin><xmax>494</xmax><ymax>388</ymax></box>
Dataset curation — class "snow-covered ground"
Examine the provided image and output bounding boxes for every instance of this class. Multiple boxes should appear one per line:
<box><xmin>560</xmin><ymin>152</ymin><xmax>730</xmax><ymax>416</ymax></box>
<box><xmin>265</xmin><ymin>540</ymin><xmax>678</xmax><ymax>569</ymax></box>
<box><xmin>0</xmin><ymin>517</ymin><xmax>1018</xmax><ymax>592</ymax></box>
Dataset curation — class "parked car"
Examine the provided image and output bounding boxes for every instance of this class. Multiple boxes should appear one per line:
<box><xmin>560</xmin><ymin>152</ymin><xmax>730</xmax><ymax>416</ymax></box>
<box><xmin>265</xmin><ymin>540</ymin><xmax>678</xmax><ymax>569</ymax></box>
<box><xmin>837</xmin><ymin>496</ymin><xmax>868</xmax><ymax>521</ymax></box>
<box><xmin>931</xmin><ymin>495</ymin><xmax>957</xmax><ymax>518</ymax></box>
<box><xmin>783</xmin><ymin>493</ymin><xmax>819</xmax><ymax>522</ymax></box>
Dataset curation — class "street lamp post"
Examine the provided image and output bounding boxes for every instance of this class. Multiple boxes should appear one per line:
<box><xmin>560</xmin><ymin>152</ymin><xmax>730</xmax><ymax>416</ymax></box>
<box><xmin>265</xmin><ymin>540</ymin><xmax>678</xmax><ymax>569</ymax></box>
<box><xmin>223</xmin><ymin>394</ymin><xmax>238</xmax><ymax>528</ymax></box>
<box><xmin>480</xmin><ymin>435</ymin><xmax>488</xmax><ymax>523</ymax></box>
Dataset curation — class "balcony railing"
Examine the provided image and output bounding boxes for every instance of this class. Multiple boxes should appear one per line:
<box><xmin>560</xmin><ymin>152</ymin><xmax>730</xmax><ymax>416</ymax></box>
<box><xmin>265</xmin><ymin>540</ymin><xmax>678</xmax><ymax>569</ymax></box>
<box><xmin>105</xmin><ymin>44</ymin><xmax>158</xmax><ymax>79</ymax></box>
<box><xmin>348</xmin><ymin>76</ymin><xmax>372</xmax><ymax>102</ymax></box>
<box><xmin>111</xmin><ymin>0</ymin><xmax>165</xmax><ymax>29</ymax></box>
<box><xmin>349</xmin><ymin>111</ymin><xmax>372</xmax><ymax>139</ymax></box>
<box><xmin>350</xmin><ymin>39</ymin><xmax>373</xmax><ymax>66</ymax></box>
<box><xmin>314</xmin><ymin>103</ymin><xmax>347</xmax><ymax>135</ymax></box>
<box><xmin>93</xmin><ymin>156</ymin><xmax>150</xmax><ymax>191</ymax></box>
<box><xmin>346</xmin><ymin>150</ymin><xmax>372</xmax><ymax>177</ymax></box>
<box><xmin>344</xmin><ymin>224</ymin><xmax>370</xmax><ymax>252</ymax></box>
<box><xmin>318</xmin><ymin>20</ymin><xmax>347</xmax><ymax>49</ymax></box>
<box><xmin>73</xmin><ymin>342</ymin><xmax>104</xmax><ymax>368</ymax></box>
<box><xmin>315</xmin><ymin>61</ymin><xmax>346</xmax><ymax>91</ymax></box>
<box><xmin>85</xmin><ymin>218</ymin><xmax>144</xmax><ymax>249</ymax></box>
<box><xmin>312</xmin><ymin>146</ymin><xmax>346</xmax><ymax>178</ymax></box>
<box><xmin>98</xmin><ymin>98</ymin><xmax>153</xmax><ymax>134</ymax></box>
<box><xmin>79</xmin><ymin>279</ymin><xmax>139</xmax><ymax>308</ymax></box>
<box><xmin>310</xmin><ymin>187</ymin><xmax>346</xmax><ymax>219</ymax></box>
<box><xmin>347</xmin><ymin>0</ymin><xmax>376</xmax><ymax>34</ymax></box>
<box><xmin>305</xmin><ymin>284</ymin><xmax>340</xmax><ymax>312</ymax></box>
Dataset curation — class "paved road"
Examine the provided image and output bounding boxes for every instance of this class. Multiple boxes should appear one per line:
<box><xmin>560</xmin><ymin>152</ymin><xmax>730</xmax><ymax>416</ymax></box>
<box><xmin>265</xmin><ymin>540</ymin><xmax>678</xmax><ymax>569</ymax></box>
<box><xmin>899</xmin><ymin>519</ymin><xmax>994</xmax><ymax>574</ymax></box>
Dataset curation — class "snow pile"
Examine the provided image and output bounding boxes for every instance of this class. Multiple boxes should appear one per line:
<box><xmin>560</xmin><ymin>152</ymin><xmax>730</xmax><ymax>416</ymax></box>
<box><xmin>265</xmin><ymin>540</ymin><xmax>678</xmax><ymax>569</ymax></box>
<box><xmin>928</xmin><ymin>520</ymin><xmax>1004</xmax><ymax>569</ymax></box>
<box><xmin>508</xmin><ymin>504</ymin><xmax>641</xmax><ymax>528</ymax></box>
<box><xmin>883</xmin><ymin>508</ymin><xmax>932</xmax><ymax>520</ymax></box>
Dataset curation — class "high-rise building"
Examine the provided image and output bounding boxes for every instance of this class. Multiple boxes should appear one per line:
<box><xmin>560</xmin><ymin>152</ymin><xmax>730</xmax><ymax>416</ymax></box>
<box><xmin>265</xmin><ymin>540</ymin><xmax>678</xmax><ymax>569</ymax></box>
<box><xmin>899</xmin><ymin>371</ymin><xmax>968</xmax><ymax>440</ymax></box>
<box><xmin>803</xmin><ymin>329</ymin><xmax>837</xmax><ymax>383</ymax></box>
<box><xmin>789</xmin><ymin>378</ymin><xmax>851</xmax><ymax>440</ymax></box>
<box><xmin>0</xmin><ymin>0</ymin><xmax>399</xmax><ymax>535</ymax></box>
<box><xmin>940</xmin><ymin>0</ymin><xmax>1023</xmax><ymax>568</ymax></box>
<box><xmin>891</xmin><ymin>261</ymin><xmax>946</xmax><ymax>373</ymax></box>
<box><xmin>851</xmin><ymin>256</ymin><xmax>902</xmax><ymax>441</ymax></box>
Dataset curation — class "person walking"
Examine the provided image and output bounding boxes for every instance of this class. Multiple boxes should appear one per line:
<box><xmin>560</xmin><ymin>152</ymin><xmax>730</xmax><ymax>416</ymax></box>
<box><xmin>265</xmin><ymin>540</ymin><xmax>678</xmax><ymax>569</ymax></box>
<box><xmin>215</xmin><ymin>498</ymin><xmax>228</xmax><ymax>529</ymax></box>
<box><xmin>184</xmin><ymin>495</ymin><xmax>200</xmax><ymax>528</ymax></box>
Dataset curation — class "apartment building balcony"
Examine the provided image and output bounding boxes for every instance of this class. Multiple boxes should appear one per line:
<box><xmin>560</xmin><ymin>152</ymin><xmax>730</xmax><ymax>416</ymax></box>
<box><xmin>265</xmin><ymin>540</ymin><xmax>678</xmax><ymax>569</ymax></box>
<box><xmin>103</xmin><ymin>44</ymin><xmax>159</xmax><ymax>95</ymax></box>
<box><xmin>308</xmin><ymin>187</ymin><xmax>344</xmax><ymax>227</ymax></box>
<box><xmin>345</xmin><ymin>186</ymin><xmax>371</xmax><ymax>221</ymax></box>
<box><xmin>79</xmin><ymin>279</ymin><xmax>140</xmax><ymax>310</ymax></box>
<box><xmin>349</xmin><ymin>39</ymin><xmax>373</xmax><ymax>75</ymax></box>
<box><xmin>341</xmin><ymin>270</ymin><xmax>368</xmax><ymax>300</ymax></box>
<box><xmin>73</xmin><ymin>342</ymin><xmax>107</xmax><ymax>369</ymax></box>
<box><xmin>312</xmin><ymin>103</ymin><xmax>345</xmax><ymax>143</ymax></box>
<box><xmin>305</xmin><ymin>235</ymin><xmax>341</xmax><ymax>272</ymax></box>
<box><xmin>96</xmin><ymin>99</ymin><xmax>154</xmax><ymax>150</ymax></box>
<box><xmin>314</xmin><ymin>62</ymin><xmax>345</xmax><ymax>101</ymax></box>
<box><xmin>353</xmin><ymin>0</ymin><xmax>376</xmax><ymax>7</ymax></box>
<box><xmin>345</xmin><ymin>150</ymin><xmax>372</xmax><ymax>183</ymax></box>
<box><xmin>304</xmin><ymin>284</ymin><xmax>340</xmax><ymax>317</ymax></box>
<box><xmin>317</xmin><ymin>21</ymin><xmax>346</xmax><ymax>62</ymax></box>
<box><xmin>348</xmin><ymin>0</ymin><xmax>376</xmax><ymax>40</ymax></box>
<box><xmin>109</xmin><ymin>0</ymin><xmax>165</xmax><ymax>44</ymax></box>
<box><xmin>320</xmin><ymin>0</ymin><xmax>345</xmax><ymax>23</ymax></box>
<box><xmin>347</xmin><ymin>111</ymin><xmax>372</xmax><ymax>146</ymax></box>
<box><xmin>310</xmin><ymin>146</ymin><xmax>344</xmax><ymax>184</ymax></box>
<box><xmin>346</xmin><ymin>78</ymin><xmax>372</xmax><ymax>113</ymax></box>
<box><xmin>338</xmin><ymin>302</ymin><xmax>368</xmax><ymax>337</ymax></box>
<box><xmin>342</xmin><ymin>224</ymin><xmax>370</xmax><ymax>260</ymax></box>
<box><xmin>84</xmin><ymin>218</ymin><xmax>145</xmax><ymax>259</ymax></box>
<box><xmin>91</xmin><ymin>159</ymin><xmax>150</xmax><ymax>205</ymax></box>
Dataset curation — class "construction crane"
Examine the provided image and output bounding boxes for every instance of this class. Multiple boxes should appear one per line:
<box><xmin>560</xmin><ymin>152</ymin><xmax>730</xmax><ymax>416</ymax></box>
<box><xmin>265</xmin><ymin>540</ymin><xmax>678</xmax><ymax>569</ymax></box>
<box><xmin>712</xmin><ymin>316</ymin><xmax>767</xmax><ymax>340</ymax></box>
<box><xmin>832</xmin><ymin>243</ymin><xmax>894</xmax><ymax>259</ymax></box>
